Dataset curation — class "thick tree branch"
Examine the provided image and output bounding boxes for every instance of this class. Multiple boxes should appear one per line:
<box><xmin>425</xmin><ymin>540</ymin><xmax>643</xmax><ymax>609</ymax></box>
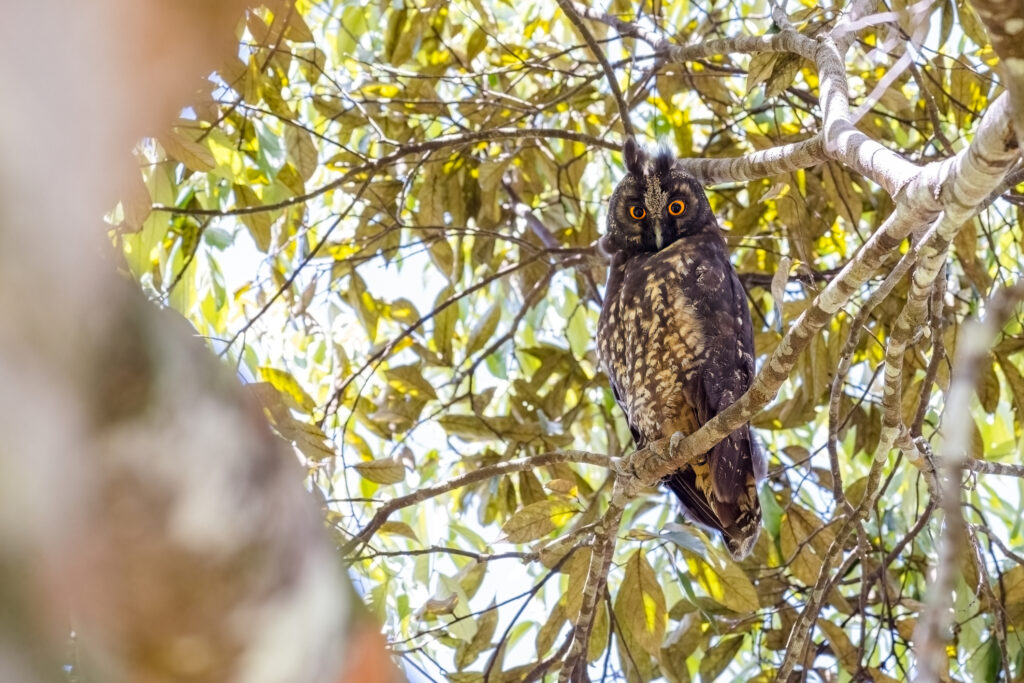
<box><xmin>660</xmin><ymin>28</ymin><xmax>921</xmax><ymax>194</ymax></box>
<box><xmin>677</xmin><ymin>135</ymin><xmax>828</xmax><ymax>185</ymax></box>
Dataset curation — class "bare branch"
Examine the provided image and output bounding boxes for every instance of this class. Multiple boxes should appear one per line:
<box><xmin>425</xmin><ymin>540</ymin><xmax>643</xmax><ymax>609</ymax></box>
<box><xmin>914</xmin><ymin>280</ymin><xmax>1024</xmax><ymax>682</ymax></box>
<box><xmin>565</xmin><ymin>2</ymin><xmax>668</xmax><ymax>49</ymax></box>
<box><xmin>678</xmin><ymin>135</ymin><xmax>828</xmax><ymax>185</ymax></box>
<box><xmin>963</xmin><ymin>458</ymin><xmax>1024</xmax><ymax>477</ymax></box>
<box><xmin>559</xmin><ymin>477</ymin><xmax>629</xmax><ymax>681</ymax></box>
<box><xmin>340</xmin><ymin>450</ymin><xmax>612</xmax><ymax>557</ymax></box>
<box><xmin>556</xmin><ymin>0</ymin><xmax>634</xmax><ymax>138</ymax></box>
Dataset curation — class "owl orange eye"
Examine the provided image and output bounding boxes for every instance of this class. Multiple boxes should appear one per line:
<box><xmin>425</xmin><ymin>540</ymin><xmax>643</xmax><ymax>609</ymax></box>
<box><xmin>629</xmin><ymin>205</ymin><xmax>646</xmax><ymax>220</ymax></box>
<box><xmin>668</xmin><ymin>200</ymin><xmax>685</xmax><ymax>216</ymax></box>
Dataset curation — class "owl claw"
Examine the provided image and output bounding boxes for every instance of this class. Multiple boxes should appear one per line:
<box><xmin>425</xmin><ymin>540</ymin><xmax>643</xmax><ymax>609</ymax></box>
<box><xmin>612</xmin><ymin>458</ymin><xmax>643</xmax><ymax>498</ymax></box>
<box><xmin>669</xmin><ymin>431</ymin><xmax>686</xmax><ymax>455</ymax></box>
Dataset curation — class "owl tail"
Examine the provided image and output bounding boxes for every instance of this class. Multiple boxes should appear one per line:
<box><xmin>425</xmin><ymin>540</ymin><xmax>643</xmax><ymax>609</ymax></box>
<box><xmin>663</xmin><ymin>426</ymin><xmax>763</xmax><ymax>559</ymax></box>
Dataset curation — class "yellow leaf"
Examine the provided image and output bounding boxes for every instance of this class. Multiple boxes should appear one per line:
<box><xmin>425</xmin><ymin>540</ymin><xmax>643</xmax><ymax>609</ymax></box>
<box><xmin>688</xmin><ymin>552</ymin><xmax>759</xmax><ymax>613</ymax></box>
<box><xmin>258</xmin><ymin>366</ymin><xmax>316</xmax><ymax>412</ymax></box>
<box><xmin>614</xmin><ymin>550</ymin><xmax>667</xmax><ymax>656</ymax></box>
<box><xmin>162</xmin><ymin>128</ymin><xmax>216</xmax><ymax>172</ymax></box>
<box><xmin>818</xmin><ymin>619</ymin><xmax>858</xmax><ymax>672</ymax></box>
<box><xmin>284</xmin><ymin>125</ymin><xmax>319</xmax><ymax>181</ymax></box>
<box><xmin>384</xmin><ymin>364</ymin><xmax>438</xmax><ymax>401</ymax></box>
<box><xmin>285</xmin><ymin>11</ymin><xmax>315</xmax><ymax>42</ymax></box>
<box><xmin>353</xmin><ymin>458</ymin><xmax>406</xmax><ymax>485</ymax></box>
<box><xmin>234</xmin><ymin>184</ymin><xmax>273</xmax><ymax>251</ymax></box>
<box><xmin>501</xmin><ymin>500</ymin><xmax>577</xmax><ymax>543</ymax></box>
<box><xmin>379</xmin><ymin>521</ymin><xmax>419</xmax><ymax>543</ymax></box>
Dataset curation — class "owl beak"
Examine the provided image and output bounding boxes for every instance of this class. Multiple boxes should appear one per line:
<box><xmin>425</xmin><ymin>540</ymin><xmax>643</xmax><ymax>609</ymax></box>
<box><xmin>654</xmin><ymin>220</ymin><xmax>664</xmax><ymax>249</ymax></box>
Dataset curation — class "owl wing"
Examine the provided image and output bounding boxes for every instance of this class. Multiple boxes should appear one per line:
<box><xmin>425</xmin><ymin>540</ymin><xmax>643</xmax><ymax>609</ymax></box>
<box><xmin>664</xmin><ymin>245</ymin><xmax>762</xmax><ymax>558</ymax></box>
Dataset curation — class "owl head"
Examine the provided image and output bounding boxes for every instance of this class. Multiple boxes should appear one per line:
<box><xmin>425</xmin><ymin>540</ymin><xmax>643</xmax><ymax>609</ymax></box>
<box><xmin>602</xmin><ymin>138</ymin><xmax>716</xmax><ymax>254</ymax></box>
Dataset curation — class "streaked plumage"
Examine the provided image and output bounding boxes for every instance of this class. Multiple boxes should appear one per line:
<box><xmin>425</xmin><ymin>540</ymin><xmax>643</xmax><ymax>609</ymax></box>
<box><xmin>597</xmin><ymin>138</ymin><xmax>764</xmax><ymax>559</ymax></box>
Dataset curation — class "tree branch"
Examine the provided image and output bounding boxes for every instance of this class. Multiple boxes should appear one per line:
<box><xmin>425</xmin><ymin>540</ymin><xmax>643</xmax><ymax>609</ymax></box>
<box><xmin>556</xmin><ymin>0</ymin><xmax>634</xmax><ymax>138</ymax></box>
<box><xmin>340</xmin><ymin>450</ymin><xmax>612</xmax><ymax>557</ymax></box>
<box><xmin>559</xmin><ymin>477</ymin><xmax>628</xmax><ymax>682</ymax></box>
<box><xmin>913</xmin><ymin>280</ymin><xmax>1024</xmax><ymax>682</ymax></box>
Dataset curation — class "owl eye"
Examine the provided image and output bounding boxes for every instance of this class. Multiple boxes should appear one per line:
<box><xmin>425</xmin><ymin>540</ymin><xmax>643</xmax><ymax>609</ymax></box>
<box><xmin>668</xmin><ymin>200</ymin><xmax>685</xmax><ymax>216</ymax></box>
<box><xmin>629</xmin><ymin>205</ymin><xmax>646</xmax><ymax>220</ymax></box>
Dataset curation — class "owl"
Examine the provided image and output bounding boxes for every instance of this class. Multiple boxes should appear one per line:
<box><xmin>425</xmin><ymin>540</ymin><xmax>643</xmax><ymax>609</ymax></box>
<box><xmin>597</xmin><ymin>138</ymin><xmax>765</xmax><ymax>559</ymax></box>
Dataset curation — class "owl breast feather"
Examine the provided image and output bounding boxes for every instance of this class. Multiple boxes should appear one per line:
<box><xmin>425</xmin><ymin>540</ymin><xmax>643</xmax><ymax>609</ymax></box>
<box><xmin>597</xmin><ymin>239</ymin><xmax>713</xmax><ymax>446</ymax></box>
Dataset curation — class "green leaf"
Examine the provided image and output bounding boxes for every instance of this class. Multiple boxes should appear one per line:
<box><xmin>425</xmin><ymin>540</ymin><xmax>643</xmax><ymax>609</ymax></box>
<box><xmin>466</xmin><ymin>303</ymin><xmax>502</xmax><ymax>356</ymax></box>
<box><xmin>428</xmin><ymin>237</ymin><xmax>456</xmax><ymax>280</ymax></box>
<box><xmin>781</xmin><ymin>504</ymin><xmax>836</xmax><ymax>587</ymax></box>
<box><xmin>765</xmin><ymin>53</ymin><xmax>802</xmax><ymax>98</ymax></box>
<box><xmin>999</xmin><ymin>565</ymin><xmax>1024</xmax><ymax>627</ymax></box>
<box><xmin>978</xmin><ymin>356</ymin><xmax>1000</xmax><ymax>413</ymax></box>
<box><xmin>746</xmin><ymin>52</ymin><xmax>778</xmax><ymax>92</ymax></box>
<box><xmin>614</xmin><ymin>549</ymin><xmax>667</xmax><ymax>656</ymax></box>
<box><xmin>969</xmin><ymin>639</ymin><xmax>1001</xmax><ymax>683</ymax></box>
<box><xmin>517</xmin><ymin>470</ymin><xmax>547</xmax><ymax>506</ymax></box>
<box><xmin>758</xmin><ymin>484</ymin><xmax>784</xmax><ymax>541</ymax></box>
<box><xmin>562</xmin><ymin>548</ymin><xmax>592</xmax><ymax>620</ymax></box>
<box><xmin>956</xmin><ymin>0</ymin><xmax>989</xmax><ymax>47</ymax></box>
<box><xmin>439</xmin><ymin>574</ymin><xmax>477</xmax><ymax>642</ymax></box>
<box><xmin>817</xmin><ymin>619</ymin><xmax>858</xmax><ymax>672</ymax></box>
<box><xmin>587</xmin><ymin>600</ymin><xmax>609</xmax><ymax>663</ymax></box>
<box><xmin>456</xmin><ymin>602</ymin><xmax>497</xmax><ymax>670</ymax></box>
<box><xmin>997</xmin><ymin>354</ymin><xmax>1024</xmax><ymax>426</ymax></box>
<box><xmin>432</xmin><ymin>285</ymin><xmax>458</xmax><ymax>363</ymax></box>
<box><xmin>698</xmin><ymin>635</ymin><xmax>745</xmax><ymax>682</ymax></box>
<box><xmin>535</xmin><ymin>601</ymin><xmax>566</xmax><ymax>657</ymax></box>
<box><xmin>661</xmin><ymin>613</ymin><xmax>702</xmax><ymax>681</ymax></box>
<box><xmin>500</xmin><ymin>500</ymin><xmax>577</xmax><ymax>543</ymax></box>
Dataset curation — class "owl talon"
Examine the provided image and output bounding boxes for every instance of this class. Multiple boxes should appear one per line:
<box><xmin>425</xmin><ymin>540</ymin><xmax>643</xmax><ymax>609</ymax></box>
<box><xmin>669</xmin><ymin>431</ymin><xmax>685</xmax><ymax>453</ymax></box>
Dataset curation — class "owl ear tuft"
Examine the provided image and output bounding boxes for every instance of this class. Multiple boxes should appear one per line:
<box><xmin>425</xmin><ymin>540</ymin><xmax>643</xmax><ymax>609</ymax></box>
<box><xmin>654</xmin><ymin>146</ymin><xmax>675</xmax><ymax>176</ymax></box>
<box><xmin>623</xmin><ymin>137</ymin><xmax>647</xmax><ymax>177</ymax></box>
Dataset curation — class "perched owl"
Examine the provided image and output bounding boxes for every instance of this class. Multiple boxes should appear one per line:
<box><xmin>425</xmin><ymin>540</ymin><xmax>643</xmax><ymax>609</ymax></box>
<box><xmin>597</xmin><ymin>138</ymin><xmax>764</xmax><ymax>559</ymax></box>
